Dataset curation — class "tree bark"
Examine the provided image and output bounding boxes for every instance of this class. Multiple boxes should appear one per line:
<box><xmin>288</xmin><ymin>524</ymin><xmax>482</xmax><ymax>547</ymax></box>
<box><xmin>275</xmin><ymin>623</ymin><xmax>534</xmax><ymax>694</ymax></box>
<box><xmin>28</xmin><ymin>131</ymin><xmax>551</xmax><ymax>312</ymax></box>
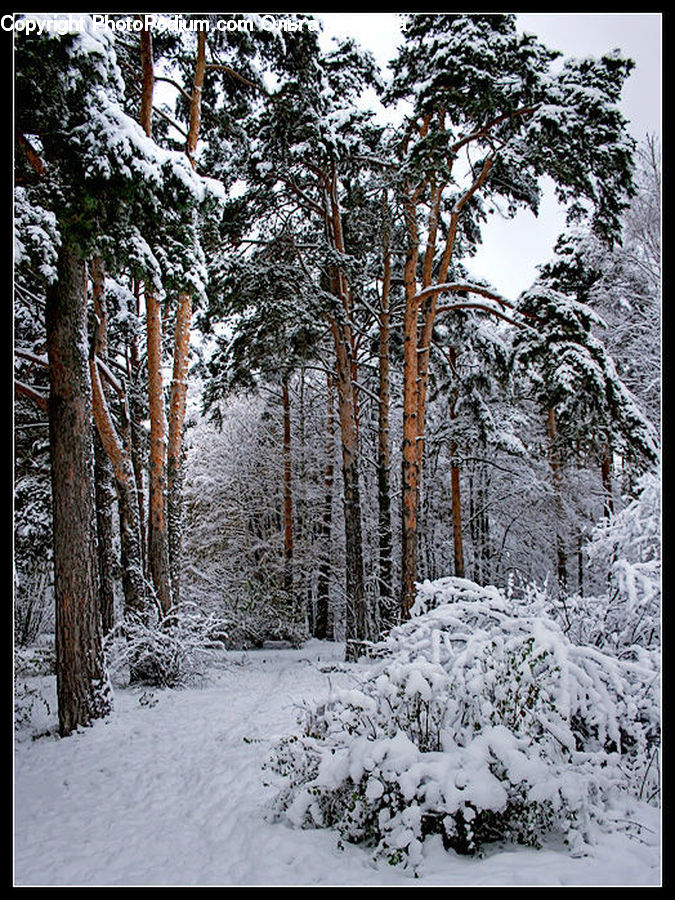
<box><xmin>450</xmin><ymin>442</ymin><xmax>465</xmax><ymax>579</ymax></box>
<box><xmin>601</xmin><ymin>443</ymin><xmax>614</xmax><ymax>519</ymax></box>
<box><xmin>165</xmin><ymin>30</ymin><xmax>205</xmax><ymax>603</ymax></box>
<box><xmin>446</xmin><ymin>348</ymin><xmax>465</xmax><ymax>580</ymax></box>
<box><xmin>401</xmin><ymin>194</ymin><xmax>420</xmax><ymax>618</ymax></box>
<box><xmin>547</xmin><ymin>406</ymin><xmax>567</xmax><ymax>595</ymax></box>
<box><xmin>315</xmin><ymin>374</ymin><xmax>334</xmax><ymax>641</ymax></box>
<box><xmin>324</xmin><ymin>172</ymin><xmax>367</xmax><ymax>658</ymax></box>
<box><xmin>332</xmin><ymin>320</ymin><xmax>366</xmax><ymax>660</ymax></box>
<box><xmin>93</xmin><ymin>430</ymin><xmax>116</xmax><ymax>634</ymax></box>
<box><xmin>281</xmin><ymin>373</ymin><xmax>294</xmax><ymax>599</ymax></box>
<box><xmin>377</xmin><ymin>218</ymin><xmax>395</xmax><ymax>634</ymax></box>
<box><xmin>90</xmin><ymin>360</ymin><xmax>147</xmax><ymax>617</ymax></box>
<box><xmin>186</xmin><ymin>30</ymin><xmax>206</xmax><ymax>167</ymax></box>
<box><xmin>138</xmin><ymin>22</ymin><xmax>154</xmax><ymax>138</ymax></box>
<box><xmin>127</xmin><ymin>280</ymin><xmax>147</xmax><ymax>577</ymax></box>
<box><xmin>47</xmin><ymin>236</ymin><xmax>112</xmax><ymax>736</ymax></box>
<box><xmin>91</xmin><ymin>256</ymin><xmax>116</xmax><ymax>633</ymax></box>
<box><xmin>146</xmin><ymin>287</ymin><xmax>172</xmax><ymax>614</ymax></box>
<box><xmin>167</xmin><ymin>291</ymin><xmax>192</xmax><ymax>606</ymax></box>
<box><xmin>138</xmin><ymin>22</ymin><xmax>172</xmax><ymax>614</ymax></box>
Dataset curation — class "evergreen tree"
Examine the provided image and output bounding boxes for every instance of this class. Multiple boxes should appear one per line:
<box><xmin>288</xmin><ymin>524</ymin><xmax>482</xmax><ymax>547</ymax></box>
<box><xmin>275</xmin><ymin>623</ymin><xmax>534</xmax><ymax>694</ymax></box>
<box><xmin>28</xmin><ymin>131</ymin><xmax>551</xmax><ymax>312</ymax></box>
<box><xmin>386</xmin><ymin>13</ymin><xmax>636</xmax><ymax>613</ymax></box>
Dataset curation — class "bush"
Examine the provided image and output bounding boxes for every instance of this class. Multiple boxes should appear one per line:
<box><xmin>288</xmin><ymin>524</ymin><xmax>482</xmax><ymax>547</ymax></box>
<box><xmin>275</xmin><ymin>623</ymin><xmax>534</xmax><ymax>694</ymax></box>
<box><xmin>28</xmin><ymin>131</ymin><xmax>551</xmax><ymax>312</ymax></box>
<box><xmin>105</xmin><ymin>602</ymin><xmax>229</xmax><ymax>688</ymax></box>
<box><xmin>219</xmin><ymin>585</ymin><xmax>308</xmax><ymax>649</ymax></box>
<box><xmin>267</xmin><ymin>577</ymin><xmax>660</xmax><ymax>867</ymax></box>
<box><xmin>549</xmin><ymin>471</ymin><xmax>660</xmax><ymax>654</ymax></box>
<box><xmin>14</xmin><ymin>561</ymin><xmax>53</xmax><ymax>647</ymax></box>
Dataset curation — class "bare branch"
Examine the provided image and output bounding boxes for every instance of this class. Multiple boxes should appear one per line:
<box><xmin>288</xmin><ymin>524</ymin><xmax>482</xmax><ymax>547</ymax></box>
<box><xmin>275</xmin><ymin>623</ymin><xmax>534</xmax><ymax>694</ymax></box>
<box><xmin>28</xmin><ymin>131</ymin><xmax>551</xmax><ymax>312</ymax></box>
<box><xmin>15</xmin><ymin>380</ymin><xmax>48</xmax><ymax>411</ymax></box>
<box><xmin>205</xmin><ymin>62</ymin><xmax>269</xmax><ymax>97</ymax></box>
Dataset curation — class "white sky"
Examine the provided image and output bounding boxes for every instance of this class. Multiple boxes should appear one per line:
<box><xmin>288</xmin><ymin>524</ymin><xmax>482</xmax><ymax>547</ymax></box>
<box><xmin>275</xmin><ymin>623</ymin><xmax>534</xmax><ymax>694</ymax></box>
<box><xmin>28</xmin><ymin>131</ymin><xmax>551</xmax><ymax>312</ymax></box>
<box><xmin>316</xmin><ymin>12</ymin><xmax>662</xmax><ymax>299</ymax></box>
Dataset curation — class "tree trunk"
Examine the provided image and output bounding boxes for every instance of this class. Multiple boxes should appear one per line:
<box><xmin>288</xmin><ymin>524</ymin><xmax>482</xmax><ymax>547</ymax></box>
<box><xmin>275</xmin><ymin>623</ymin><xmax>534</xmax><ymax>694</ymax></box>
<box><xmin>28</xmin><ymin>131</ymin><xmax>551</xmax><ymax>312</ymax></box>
<box><xmin>165</xmin><ymin>31</ymin><xmax>205</xmax><ymax>604</ymax></box>
<box><xmin>447</xmin><ymin>349</ymin><xmax>465</xmax><ymax>581</ymax></box>
<box><xmin>94</xmin><ymin>430</ymin><xmax>116</xmax><ymax>634</ymax></box>
<box><xmin>146</xmin><ymin>287</ymin><xmax>172</xmax><ymax>614</ymax></box>
<box><xmin>186</xmin><ymin>30</ymin><xmax>206</xmax><ymax>167</ymax></box>
<box><xmin>315</xmin><ymin>374</ymin><xmax>334</xmax><ymax>641</ymax></box>
<box><xmin>127</xmin><ymin>280</ymin><xmax>147</xmax><ymax>576</ymax></box>
<box><xmin>478</xmin><ymin>464</ymin><xmax>491</xmax><ymax>583</ymax></box>
<box><xmin>47</xmin><ymin>236</ymin><xmax>112</xmax><ymax>737</ymax></box>
<box><xmin>138</xmin><ymin>22</ymin><xmax>171</xmax><ymax>614</ymax></box>
<box><xmin>547</xmin><ymin>406</ymin><xmax>567</xmax><ymax>595</ymax></box>
<box><xmin>401</xmin><ymin>212</ymin><xmax>420</xmax><ymax>618</ymax></box>
<box><xmin>332</xmin><ymin>321</ymin><xmax>366</xmax><ymax>660</ymax></box>
<box><xmin>324</xmin><ymin>173</ymin><xmax>367</xmax><ymax>658</ymax></box>
<box><xmin>91</xmin><ymin>256</ymin><xmax>116</xmax><ymax>633</ymax></box>
<box><xmin>282</xmin><ymin>373</ymin><xmax>294</xmax><ymax>599</ymax></box>
<box><xmin>601</xmin><ymin>444</ymin><xmax>614</xmax><ymax>519</ymax></box>
<box><xmin>450</xmin><ymin>442</ymin><xmax>465</xmax><ymax>579</ymax></box>
<box><xmin>90</xmin><ymin>360</ymin><xmax>147</xmax><ymax>616</ymax></box>
<box><xmin>297</xmin><ymin>368</ymin><xmax>313</xmax><ymax>632</ymax></box>
<box><xmin>377</xmin><ymin>211</ymin><xmax>395</xmax><ymax>635</ymax></box>
<box><xmin>167</xmin><ymin>291</ymin><xmax>192</xmax><ymax>606</ymax></box>
<box><xmin>138</xmin><ymin>23</ymin><xmax>154</xmax><ymax>138</ymax></box>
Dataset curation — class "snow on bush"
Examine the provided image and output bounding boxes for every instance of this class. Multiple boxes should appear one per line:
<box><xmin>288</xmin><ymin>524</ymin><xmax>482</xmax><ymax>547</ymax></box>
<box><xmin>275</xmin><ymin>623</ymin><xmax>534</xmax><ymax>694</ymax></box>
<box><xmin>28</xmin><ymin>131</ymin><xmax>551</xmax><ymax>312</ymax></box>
<box><xmin>267</xmin><ymin>577</ymin><xmax>659</xmax><ymax>867</ymax></box>
<box><xmin>588</xmin><ymin>470</ymin><xmax>660</xmax><ymax>648</ymax></box>
<box><xmin>105</xmin><ymin>602</ymin><xmax>229</xmax><ymax>688</ymax></box>
<box><xmin>547</xmin><ymin>470</ymin><xmax>660</xmax><ymax>655</ymax></box>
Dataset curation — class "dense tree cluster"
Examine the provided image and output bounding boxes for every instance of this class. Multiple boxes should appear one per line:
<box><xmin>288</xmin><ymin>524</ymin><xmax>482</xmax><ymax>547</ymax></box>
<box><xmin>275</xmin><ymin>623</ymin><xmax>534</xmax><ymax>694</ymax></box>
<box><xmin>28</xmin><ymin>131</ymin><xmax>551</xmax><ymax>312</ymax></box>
<box><xmin>14</xmin><ymin>14</ymin><xmax>659</xmax><ymax>738</ymax></box>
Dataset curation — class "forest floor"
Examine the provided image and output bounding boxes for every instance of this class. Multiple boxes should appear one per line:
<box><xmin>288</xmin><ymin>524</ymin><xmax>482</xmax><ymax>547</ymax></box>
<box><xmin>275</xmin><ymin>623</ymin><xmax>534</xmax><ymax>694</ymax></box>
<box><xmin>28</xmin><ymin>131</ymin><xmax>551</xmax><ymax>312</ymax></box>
<box><xmin>14</xmin><ymin>640</ymin><xmax>661</xmax><ymax>887</ymax></box>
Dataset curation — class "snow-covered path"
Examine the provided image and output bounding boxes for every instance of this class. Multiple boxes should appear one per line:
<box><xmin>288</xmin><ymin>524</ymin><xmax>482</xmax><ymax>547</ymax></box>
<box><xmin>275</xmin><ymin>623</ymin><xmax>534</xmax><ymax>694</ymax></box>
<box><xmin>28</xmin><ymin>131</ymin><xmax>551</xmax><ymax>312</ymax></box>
<box><xmin>14</xmin><ymin>642</ymin><xmax>660</xmax><ymax>886</ymax></box>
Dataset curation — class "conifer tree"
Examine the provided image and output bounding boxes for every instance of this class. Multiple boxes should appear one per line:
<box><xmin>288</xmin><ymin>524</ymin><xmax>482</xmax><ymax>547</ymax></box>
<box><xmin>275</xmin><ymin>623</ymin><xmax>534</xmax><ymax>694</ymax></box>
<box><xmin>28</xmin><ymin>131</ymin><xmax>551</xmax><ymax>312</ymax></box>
<box><xmin>386</xmin><ymin>13</ymin><xmax>636</xmax><ymax>613</ymax></box>
<box><xmin>15</xmin><ymin>17</ymin><xmax>210</xmax><ymax>732</ymax></box>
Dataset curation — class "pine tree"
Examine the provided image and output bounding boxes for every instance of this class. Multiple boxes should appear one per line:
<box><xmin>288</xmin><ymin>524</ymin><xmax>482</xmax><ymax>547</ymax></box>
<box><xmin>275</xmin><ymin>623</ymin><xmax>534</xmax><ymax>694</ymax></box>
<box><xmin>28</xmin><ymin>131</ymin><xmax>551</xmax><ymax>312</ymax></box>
<box><xmin>386</xmin><ymin>13</ymin><xmax>636</xmax><ymax>614</ymax></box>
<box><xmin>15</xmin><ymin>17</ymin><xmax>210</xmax><ymax>731</ymax></box>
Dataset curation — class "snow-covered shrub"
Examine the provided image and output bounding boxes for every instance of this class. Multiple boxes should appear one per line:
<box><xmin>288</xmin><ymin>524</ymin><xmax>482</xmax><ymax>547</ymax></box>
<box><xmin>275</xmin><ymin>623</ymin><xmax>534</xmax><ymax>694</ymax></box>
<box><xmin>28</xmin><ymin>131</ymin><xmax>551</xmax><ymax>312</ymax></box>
<box><xmin>14</xmin><ymin>678</ymin><xmax>52</xmax><ymax>731</ymax></box>
<box><xmin>14</xmin><ymin>642</ymin><xmax>56</xmax><ymax>678</ymax></box>
<box><xmin>14</xmin><ymin>561</ymin><xmax>53</xmax><ymax>647</ymax></box>
<box><xmin>587</xmin><ymin>470</ymin><xmax>660</xmax><ymax>648</ymax></box>
<box><xmin>219</xmin><ymin>585</ymin><xmax>307</xmax><ymax>649</ymax></box>
<box><xmin>549</xmin><ymin>470</ymin><xmax>660</xmax><ymax>654</ymax></box>
<box><xmin>267</xmin><ymin>577</ymin><xmax>659</xmax><ymax>866</ymax></box>
<box><xmin>105</xmin><ymin>602</ymin><xmax>229</xmax><ymax>688</ymax></box>
<box><xmin>14</xmin><ymin>645</ymin><xmax>55</xmax><ymax>734</ymax></box>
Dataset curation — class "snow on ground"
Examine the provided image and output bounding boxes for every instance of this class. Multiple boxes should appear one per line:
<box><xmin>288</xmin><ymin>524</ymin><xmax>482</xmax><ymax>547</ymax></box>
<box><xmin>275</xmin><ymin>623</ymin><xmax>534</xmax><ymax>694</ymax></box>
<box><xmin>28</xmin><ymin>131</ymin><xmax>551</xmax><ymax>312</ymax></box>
<box><xmin>14</xmin><ymin>641</ymin><xmax>661</xmax><ymax>887</ymax></box>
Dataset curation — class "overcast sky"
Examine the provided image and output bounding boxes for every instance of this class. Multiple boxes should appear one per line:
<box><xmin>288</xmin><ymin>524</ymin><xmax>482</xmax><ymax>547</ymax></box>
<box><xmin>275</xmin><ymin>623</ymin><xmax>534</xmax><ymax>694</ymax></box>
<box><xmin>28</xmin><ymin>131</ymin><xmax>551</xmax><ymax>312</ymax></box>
<box><xmin>316</xmin><ymin>12</ymin><xmax>662</xmax><ymax>299</ymax></box>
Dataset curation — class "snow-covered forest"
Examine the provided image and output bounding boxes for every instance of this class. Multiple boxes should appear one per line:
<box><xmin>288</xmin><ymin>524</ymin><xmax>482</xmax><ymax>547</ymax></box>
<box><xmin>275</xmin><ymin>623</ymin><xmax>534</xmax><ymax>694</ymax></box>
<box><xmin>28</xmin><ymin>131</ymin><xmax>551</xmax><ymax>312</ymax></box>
<box><xmin>14</xmin><ymin>12</ymin><xmax>661</xmax><ymax>886</ymax></box>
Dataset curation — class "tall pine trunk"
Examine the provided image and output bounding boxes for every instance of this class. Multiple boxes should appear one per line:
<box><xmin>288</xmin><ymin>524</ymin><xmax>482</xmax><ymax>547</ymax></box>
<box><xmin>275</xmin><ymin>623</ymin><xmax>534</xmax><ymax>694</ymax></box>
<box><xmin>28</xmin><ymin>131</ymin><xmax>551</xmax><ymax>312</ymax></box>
<box><xmin>167</xmin><ymin>291</ymin><xmax>192</xmax><ymax>606</ymax></box>
<box><xmin>332</xmin><ymin>320</ymin><xmax>366</xmax><ymax>660</ymax></box>
<box><xmin>401</xmin><ymin>201</ymin><xmax>420</xmax><ymax>618</ymax></box>
<box><xmin>91</xmin><ymin>256</ymin><xmax>116</xmax><ymax>633</ymax></box>
<box><xmin>90</xmin><ymin>359</ymin><xmax>147</xmax><ymax>616</ymax></box>
<box><xmin>315</xmin><ymin>374</ymin><xmax>334</xmax><ymax>640</ymax></box>
<box><xmin>127</xmin><ymin>280</ymin><xmax>147</xmax><ymax>576</ymax></box>
<box><xmin>447</xmin><ymin>350</ymin><xmax>465</xmax><ymax>580</ymax></box>
<box><xmin>146</xmin><ymin>287</ymin><xmax>172</xmax><ymax>614</ymax></box>
<box><xmin>324</xmin><ymin>172</ymin><xmax>367</xmax><ymax>658</ymax></box>
<box><xmin>166</xmin><ymin>32</ymin><xmax>205</xmax><ymax>604</ymax></box>
<box><xmin>377</xmin><ymin>207</ymin><xmax>395</xmax><ymax>634</ymax></box>
<box><xmin>47</xmin><ymin>236</ymin><xmax>112</xmax><ymax>736</ymax></box>
<box><xmin>601</xmin><ymin>443</ymin><xmax>614</xmax><ymax>519</ymax></box>
<box><xmin>93</xmin><ymin>430</ymin><xmax>116</xmax><ymax>634</ymax></box>
<box><xmin>450</xmin><ymin>442</ymin><xmax>465</xmax><ymax>579</ymax></box>
<box><xmin>138</xmin><ymin>23</ymin><xmax>171</xmax><ymax>614</ymax></box>
<box><xmin>547</xmin><ymin>406</ymin><xmax>567</xmax><ymax>595</ymax></box>
<box><xmin>281</xmin><ymin>373</ymin><xmax>294</xmax><ymax>599</ymax></box>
